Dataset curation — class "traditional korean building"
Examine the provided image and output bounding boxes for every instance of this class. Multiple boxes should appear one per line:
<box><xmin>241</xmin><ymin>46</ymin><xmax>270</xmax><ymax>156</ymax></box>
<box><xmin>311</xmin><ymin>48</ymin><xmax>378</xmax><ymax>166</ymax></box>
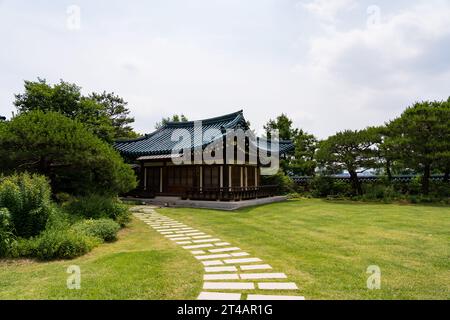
<box><xmin>114</xmin><ymin>111</ymin><xmax>294</xmax><ymax>201</ymax></box>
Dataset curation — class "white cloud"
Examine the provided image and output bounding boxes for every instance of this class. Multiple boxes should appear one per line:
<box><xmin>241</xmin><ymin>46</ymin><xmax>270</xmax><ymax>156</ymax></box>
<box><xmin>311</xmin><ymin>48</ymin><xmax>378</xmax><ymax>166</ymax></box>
<box><xmin>1</xmin><ymin>0</ymin><xmax>449</xmax><ymax>139</ymax></box>
<box><xmin>298</xmin><ymin>0</ymin><xmax>357</xmax><ymax>23</ymax></box>
<box><xmin>289</xmin><ymin>0</ymin><xmax>450</xmax><ymax>136</ymax></box>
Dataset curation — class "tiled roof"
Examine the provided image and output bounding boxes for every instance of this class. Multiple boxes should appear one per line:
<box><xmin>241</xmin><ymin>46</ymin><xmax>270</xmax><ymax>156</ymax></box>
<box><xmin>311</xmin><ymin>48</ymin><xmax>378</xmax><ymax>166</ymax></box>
<box><xmin>114</xmin><ymin>110</ymin><xmax>294</xmax><ymax>157</ymax></box>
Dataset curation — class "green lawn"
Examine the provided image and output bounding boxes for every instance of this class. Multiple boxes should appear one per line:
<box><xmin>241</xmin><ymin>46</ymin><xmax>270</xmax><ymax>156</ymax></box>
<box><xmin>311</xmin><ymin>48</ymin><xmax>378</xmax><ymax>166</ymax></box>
<box><xmin>1</xmin><ymin>199</ymin><xmax>449</xmax><ymax>300</ymax></box>
<box><xmin>0</xmin><ymin>218</ymin><xmax>203</xmax><ymax>300</ymax></box>
<box><xmin>159</xmin><ymin>199</ymin><xmax>450</xmax><ymax>300</ymax></box>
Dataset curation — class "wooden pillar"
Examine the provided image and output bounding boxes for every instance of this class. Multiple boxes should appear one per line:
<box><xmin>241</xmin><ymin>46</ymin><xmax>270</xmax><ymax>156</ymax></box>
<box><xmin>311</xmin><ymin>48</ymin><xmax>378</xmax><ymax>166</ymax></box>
<box><xmin>240</xmin><ymin>167</ymin><xmax>244</xmax><ymax>188</ymax></box>
<box><xmin>144</xmin><ymin>167</ymin><xmax>148</xmax><ymax>190</ymax></box>
<box><xmin>255</xmin><ymin>167</ymin><xmax>258</xmax><ymax>187</ymax></box>
<box><xmin>200</xmin><ymin>166</ymin><xmax>203</xmax><ymax>192</ymax></box>
<box><xmin>160</xmin><ymin>167</ymin><xmax>163</xmax><ymax>193</ymax></box>
<box><xmin>229</xmin><ymin>166</ymin><xmax>233</xmax><ymax>191</ymax></box>
<box><xmin>245</xmin><ymin>167</ymin><xmax>248</xmax><ymax>189</ymax></box>
<box><xmin>220</xmin><ymin>166</ymin><xmax>224</xmax><ymax>189</ymax></box>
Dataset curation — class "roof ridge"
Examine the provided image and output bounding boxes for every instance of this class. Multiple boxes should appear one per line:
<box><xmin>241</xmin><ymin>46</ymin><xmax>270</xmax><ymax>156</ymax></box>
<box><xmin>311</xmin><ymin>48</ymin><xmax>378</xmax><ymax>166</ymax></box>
<box><xmin>164</xmin><ymin>110</ymin><xmax>244</xmax><ymax>128</ymax></box>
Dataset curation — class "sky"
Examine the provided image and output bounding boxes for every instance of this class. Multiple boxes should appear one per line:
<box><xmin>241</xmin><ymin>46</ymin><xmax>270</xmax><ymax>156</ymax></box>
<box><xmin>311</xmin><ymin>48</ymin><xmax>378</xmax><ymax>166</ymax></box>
<box><xmin>0</xmin><ymin>0</ymin><xmax>449</xmax><ymax>138</ymax></box>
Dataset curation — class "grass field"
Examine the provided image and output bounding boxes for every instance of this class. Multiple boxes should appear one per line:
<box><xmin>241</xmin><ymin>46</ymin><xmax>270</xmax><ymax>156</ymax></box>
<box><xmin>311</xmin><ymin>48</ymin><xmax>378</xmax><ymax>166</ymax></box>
<box><xmin>0</xmin><ymin>199</ymin><xmax>448</xmax><ymax>300</ymax></box>
<box><xmin>0</xmin><ymin>218</ymin><xmax>203</xmax><ymax>300</ymax></box>
<box><xmin>160</xmin><ymin>199</ymin><xmax>450</xmax><ymax>300</ymax></box>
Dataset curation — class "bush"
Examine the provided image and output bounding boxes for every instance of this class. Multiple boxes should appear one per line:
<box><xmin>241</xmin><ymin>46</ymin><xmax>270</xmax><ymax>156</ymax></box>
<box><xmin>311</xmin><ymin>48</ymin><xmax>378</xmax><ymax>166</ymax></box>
<box><xmin>0</xmin><ymin>173</ymin><xmax>53</xmax><ymax>238</ymax></box>
<box><xmin>29</xmin><ymin>228</ymin><xmax>100</xmax><ymax>261</ymax></box>
<box><xmin>261</xmin><ymin>171</ymin><xmax>296</xmax><ymax>195</ymax></box>
<box><xmin>72</xmin><ymin>219</ymin><xmax>120</xmax><ymax>242</ymax></box>
<box><xmin>65</xmin><ymin>195</ymin><xmax>131</xmax><ymax>227</ymax></box>
<box><xmin>309</xmin><ymin>176</ymin><xmax>352</xmax><ymax>198</ymax></box>
<box><xmin>361</xmin><ymin>183</ymin><xmax>399</xmax><ymax>202</ymax></box>
<box><xmin>0</xmin><ymin>111</ymin><xmax>137</xmax><ymax>196</ymax></box>
<box><xmin>0</xmin><ymin>208</ymin><xmax>15</xmax><ymax>257</ymax></box>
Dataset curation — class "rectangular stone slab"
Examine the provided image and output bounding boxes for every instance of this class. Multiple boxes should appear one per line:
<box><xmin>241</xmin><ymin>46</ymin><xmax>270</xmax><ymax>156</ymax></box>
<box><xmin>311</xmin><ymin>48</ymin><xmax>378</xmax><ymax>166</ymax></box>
<box><xmin>192</xmin><ymin>239</ymin><xmax>221</xmax><ymax>243</ymax></box>
<box><xmin>258</xmin><ymin>282</ymin><xmax>299</xmax><ymax>290</ymax></box>
<box><xmin>240</xmin><ymin>264</ymin><xmax>273</xmax><ymax>271</ymax></box>
<box><xmin>231</xmin><ymin>252</ymin><xmax>250</xmax><ymax>257</ymax></box>
<box><xmin>223</xmin><ymin>258</ymin><xmax>262</xmax><ymax>264</ymax></box>
<box><xmin>195</xmin><ymin>254</ymin><xmax>232</xmax><ymax>260</ymax></box>
<box><xmin>204</xmin><ymin>266</ymin><xmax>238</xmax><ymax>273</ymax></box>
<box><xmin>204</xmin><ymin>274</ymin><xmax>239</xmax><ymax>280</ymax></box>
<box><xmin>169</xmin><ymin>237</ymin><xmax>191</xmax><ymax>241</ymax></box>
<box><xmin>247</xmin><ymin>295</ymin><xmax>305</xmax><ymax>301</ymax></box>
<box><xmin>176</xmin><ymin>241</ymin><xmax>192</xmax><ymax>245</ymax></box>
<box><xmin>202</xmin><ymin>260</ymin><xmax>224</xmax><ymax>266</ymax></box>
<box><xmin>203</xmin><ymin>282</ymin><xmax>255</xmax><ymax>290</ymax></box>
<box><xmin>183</xmin><ymin>244</ymin><xmax>214</xmax><ymax>249</ymax></box>
<box><xmin>240</xmin><ymin>273</ymin><xmax>287</xmax><ymax>280</ymax></box>
<box><xmin>214</xmin><ymin>242</ymin><xmax>231</xmax><ymax>246</ymax></box>
<box><xmin>209</xmin><ymin>247</ymin><xmax>241</xmax><ymax>253</ymax></box>
<box><xmin>191</xmin><ymin>250</ymin><xmax>206</xmax><ymax>255</ymax></box>
<box><xmin>197</xmin><ymin>292</ymin><xmax>241</xmax><ymax>301</ymax></box>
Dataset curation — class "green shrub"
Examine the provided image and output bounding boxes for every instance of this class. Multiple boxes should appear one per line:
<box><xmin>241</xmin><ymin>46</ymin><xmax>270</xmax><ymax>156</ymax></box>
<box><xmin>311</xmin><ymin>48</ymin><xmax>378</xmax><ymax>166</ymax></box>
<box><xmin>72</xmin><ymin>219</ymin><xmax>120</xmax><ymax>242</ymax></box>
<box><xmin>30</xmin><ymin>228</ymin><xmax>100</xmax><ymax>261</ymax></box>
<box><xmin>65</xmin><ymin>195</ymin><xmax>131</xmax><ymax>227</ymax></box>
<box><xmin>0</xmin><ymin>208</ymin><xmax>15</xmax><ymax>257</ymax></box>
<box><xmin>261</xmin><ymin>171</ymin><xmax>296</xmax><ymax>195</ymax></box>
<box><xmin>309</xmin><ymin>176</ymin><xmax>353</xmax><ymax>197</ymax></box>
<box><xmin>0</xmin><ymin>173</ymin><xmax>53</xmax><ymax>238</ymax></box>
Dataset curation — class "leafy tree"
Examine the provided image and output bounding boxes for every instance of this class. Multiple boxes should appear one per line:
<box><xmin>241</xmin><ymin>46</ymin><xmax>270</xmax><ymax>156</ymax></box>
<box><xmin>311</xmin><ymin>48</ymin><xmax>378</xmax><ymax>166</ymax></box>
<box><xmin>0</xmin><ymin>111</ymin><xmax>137</xmax><ymax>196</ymax></box>
<box><xmin>385</xmin><ymin>100</ymin><xmax>450</xmax><ymax>194</ymax></box>
<box><xmin>316</xmin><ymin>129</ymin><xmax>380</xmax><ymax>195</ymax></box>
<box><xmin>89</xmin><ymin>91</ymin><xmax>139</xmax><ymax>139</ymax></box>
<box><xmin>14</xmin><ymin>79</ymin><xmax>138</xmax><ymax>142</ymax></box>
<box><xmin>264</xmin><ymin>114</ymin><xmax>299</xmax><ymax>140</ymax></box>
<box><xmin>155</xmin><ymin>114</ymin><xmax>189</xmax><ymax>129</ymax></box>
<box><xmin>289</xmin><ymin>130</ymin><xmax>318</xmax><ymax>176</ymax></box>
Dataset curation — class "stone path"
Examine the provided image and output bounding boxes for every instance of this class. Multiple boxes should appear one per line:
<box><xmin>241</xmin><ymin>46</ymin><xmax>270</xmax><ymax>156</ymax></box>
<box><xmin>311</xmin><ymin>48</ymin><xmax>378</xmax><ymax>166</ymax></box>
<box><xmin>132</xmin><ymin>206</ymin><xmax>305</xmax><ymax>301</ymax></box>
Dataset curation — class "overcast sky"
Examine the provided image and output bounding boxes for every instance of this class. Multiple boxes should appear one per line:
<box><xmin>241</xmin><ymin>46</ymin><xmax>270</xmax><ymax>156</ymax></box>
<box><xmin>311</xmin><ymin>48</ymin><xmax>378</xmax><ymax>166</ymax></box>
<box><xmin>1</xmin><ymin>0</ymin><xmax>449</xmax><ymax>138</ymax></box>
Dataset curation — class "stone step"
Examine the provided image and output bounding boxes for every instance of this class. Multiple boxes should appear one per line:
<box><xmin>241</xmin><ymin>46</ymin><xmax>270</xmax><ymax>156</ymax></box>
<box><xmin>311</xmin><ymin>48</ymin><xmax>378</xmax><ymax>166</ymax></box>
<box><xmin>240</xmin><ymin>264</ymin><xmax>273</xmax><ymax>271</ymax></box>
<box><xmin>214</xmin><ymin>242</ymin><xmax>231</xmax><ymax>246</ymax></box>
<box><xmin>204</xmin><ymin>266</ymin><xmax>238</xmax><ymax>273</ymax></box>
<box><xmin>240</xmin><ymin>273</ymin><xmax>287</xmax><ymax>280</ymax></box>
<box><xmin>195</xmin><ymin>254</ymin><xmax>232</xmax><ymax>260</ymax></box>
<box><xmin>230</xmin><ymin>252</ymin><xmax>250</xmax><ymax>257</ymax></box>
<box><xmin>192</xmin><ymin>239</ymin><xmax>221</xmax><ymax>244</ymax></box>
<box><xmin>169</xmin><ymin>237</ymin><xmax>191</xmax><ymax>241</ymax></box>
<box><xmin>191</xmin><ymin>250</ymin><xmax>206</xmax><ymax>255</ymax></box>
<box><xmin>203</xmin><ymin>282</ymin><xmax>255</xmax><ymax>290</ymax></box>
<box><xmin>204</xmin><ymin>274</ymin><xmax>239</xmax><ymax>280</ymax></box>
<box><xmin>247</xmin><ymin>295</ymin><xmax>305</xmax><ymax>301</ymax></box>
<box><xmin>183</xmin><ymin>244</ymin><xmax>214</xmax><ymax>249</ymax></box>
<box><xmin>176</xmin><ymin>241</ymin><xmax>192</xmax><ymax>245</ymax></box>
<box><xmin>209</xmin><ymin>247</ymin><xmax>241</xmax><ymax>253</ymax></box>
<box><xmin>258</xmin><ymin>282</ymin><xmax>299</xmax><ymax>290</ymax></box>
<box><xmin>197</xmin><ymin>292</ymin><xmax>241</xmax><ymax>301</ymax></box>
<box><xmin>192</xmin><ymin>235</ymin><xmax>212</xmax><ymax>239</ymax></box>
<box><xmin>223</xmin><ymin>258</ymin><xmax>263</xmax><ymax>264</ymax></box>
<box><xmin>202</xmin><ymin>260</ymin><xmax>225</xmax><ymax>266</ymax></box>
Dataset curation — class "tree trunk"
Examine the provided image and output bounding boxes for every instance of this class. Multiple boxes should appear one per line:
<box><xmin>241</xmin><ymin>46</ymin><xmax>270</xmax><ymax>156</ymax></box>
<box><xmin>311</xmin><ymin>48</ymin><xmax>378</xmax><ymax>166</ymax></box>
<box><xmin>349</xmin><ymin>170</ymin><xmax>362</xmax><ymax>195</ymax></box>
<box><xmin>386</xmin><ymin>159</ymin><xmax>392</xmax><ymax>182</ymax></box>
<box><xmin>422</xmin><ymin>164</ymin><xmax>431</xmax><ymax>195</ymax></box>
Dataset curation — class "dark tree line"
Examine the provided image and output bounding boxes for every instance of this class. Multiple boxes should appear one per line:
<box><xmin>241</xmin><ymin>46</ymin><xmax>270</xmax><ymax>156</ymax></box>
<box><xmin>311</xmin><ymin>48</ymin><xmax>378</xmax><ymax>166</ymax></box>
<box><xmin>266</xmin><ymin>99</ymin><xmax>450</xmax><ymax>196</ymax></box>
